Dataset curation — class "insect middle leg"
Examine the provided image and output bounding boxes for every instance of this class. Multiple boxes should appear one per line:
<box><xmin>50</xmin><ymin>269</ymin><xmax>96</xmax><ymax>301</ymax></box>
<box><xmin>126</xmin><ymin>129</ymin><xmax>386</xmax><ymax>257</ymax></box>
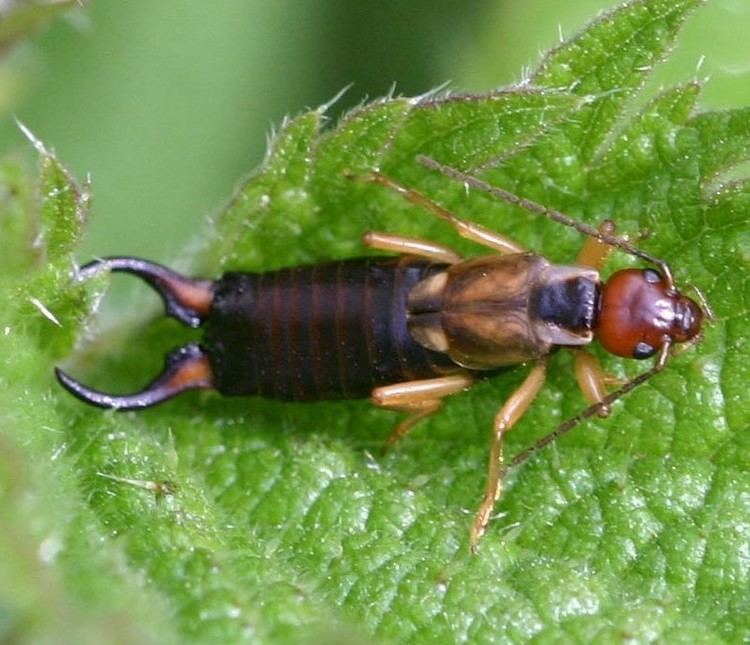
<box><xmin>362</xmin><ymin>231</ymin><xmax>462</xmax><ymax>264</ymax></box>
<box><xmin>360</xmin><ymin>172</ymin><xmax>527</xmax><ymax>255</ymax></box>
<box><xmin>471</xmin><ymin>360</ymin><xmax>547</xmax><ymax>552</ymax></box>
<box><xmin>371</xmin><ymin>373</ymin><xmax>474</xmax><ymax>451</ymax></box>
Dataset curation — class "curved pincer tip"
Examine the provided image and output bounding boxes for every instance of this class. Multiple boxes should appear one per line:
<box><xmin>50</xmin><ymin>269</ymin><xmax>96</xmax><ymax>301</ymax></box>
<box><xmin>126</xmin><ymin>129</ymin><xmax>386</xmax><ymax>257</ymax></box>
<box><xmin>78</xmin><ymin>257</ymin><xmax>215</xmax><ymax>328</ymax></box>
<box><xmin>55</xmin><ymin>343</ymin><xmax>215</xmax><ymax>410</ymax></box>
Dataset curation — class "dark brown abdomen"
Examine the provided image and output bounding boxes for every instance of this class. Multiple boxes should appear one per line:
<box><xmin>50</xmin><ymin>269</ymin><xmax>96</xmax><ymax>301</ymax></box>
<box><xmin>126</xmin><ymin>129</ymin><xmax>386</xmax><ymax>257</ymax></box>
<box><xmin>203</xmin><ymin>257</ymin><xmax>460</xmax><ymax>400</ymax></box>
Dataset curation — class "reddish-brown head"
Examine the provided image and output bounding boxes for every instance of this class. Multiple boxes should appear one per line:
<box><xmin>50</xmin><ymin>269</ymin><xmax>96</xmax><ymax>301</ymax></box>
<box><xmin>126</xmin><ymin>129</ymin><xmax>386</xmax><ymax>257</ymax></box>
<box><xmin>595</xmin><ymin>268</ymin><xmax>703</xmax><ymax>359</ymax></box>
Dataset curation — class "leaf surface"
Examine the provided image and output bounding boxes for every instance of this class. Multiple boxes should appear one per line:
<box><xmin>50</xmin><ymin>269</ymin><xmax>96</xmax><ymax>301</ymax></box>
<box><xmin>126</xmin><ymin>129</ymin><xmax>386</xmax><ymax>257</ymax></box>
<box><xmin>3</xmin><ymin>0</ymin><xmax>750</xmax><ymax>642</ymax></box>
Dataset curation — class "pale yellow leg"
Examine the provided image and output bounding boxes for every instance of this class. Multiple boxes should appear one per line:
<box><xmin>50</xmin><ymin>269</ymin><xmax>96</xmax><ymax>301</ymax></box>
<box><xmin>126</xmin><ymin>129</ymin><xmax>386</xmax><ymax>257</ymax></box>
<box><xmin>470</xmin><ymin>362</ymin><xmax>547</xmax><ymax>552</ymax></box>
<box><xmin>573</xmin><ymin>352</ymin><xmax>626</xmax><ymax>404</ymax></box>
<box><xmin>576</xmin><ymin>219</ymin><xmax>616</xmax><ymax>269</ymax></box>
<box><xmin>371</xmin><ymin>373</ymin><xmax>473</xmax><ymax>450</ymax></box>
<box><xmin>382</xmin><ymin>400</ymin><xmax>444</xmax><ymax>452</ymax></box>
<box><xmin>363</xmin><ymin>172</ymin><xmax>526</xmax><ymax>255</ymax></box>
<box><xmin>362</xmin><ymin>231</ymin><xmax>462</xmax><ymax>264</ymax></box>
<box><xmin>573</xmin><ymin>350</ymin><xmax>614</xmax><ymax>418</ymax></box>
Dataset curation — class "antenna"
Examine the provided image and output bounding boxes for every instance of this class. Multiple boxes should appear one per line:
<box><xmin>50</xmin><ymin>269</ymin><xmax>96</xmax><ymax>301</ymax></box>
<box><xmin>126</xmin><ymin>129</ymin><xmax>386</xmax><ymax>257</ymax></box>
<box><xmin>417</xmin><ymin>155</ymin><xmax>677</xmax><ymax>292</ymax></box>
<box><xmin>506</xmin><ymin>341</ymin><xmax>671</xmax><ymax>472</ymax></box>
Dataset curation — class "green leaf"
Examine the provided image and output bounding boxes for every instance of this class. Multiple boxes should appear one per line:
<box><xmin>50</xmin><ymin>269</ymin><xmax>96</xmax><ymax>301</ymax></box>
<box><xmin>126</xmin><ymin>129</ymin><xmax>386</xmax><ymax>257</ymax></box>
<box><xmin>0</xmin><ymin>138</ymin><xmax>178</xmax><ymax>643</ymax></box>
<box><xmin>4</xmin><ymin>0</ymin><xmax>750</xmax><ymax>642</ymax></box>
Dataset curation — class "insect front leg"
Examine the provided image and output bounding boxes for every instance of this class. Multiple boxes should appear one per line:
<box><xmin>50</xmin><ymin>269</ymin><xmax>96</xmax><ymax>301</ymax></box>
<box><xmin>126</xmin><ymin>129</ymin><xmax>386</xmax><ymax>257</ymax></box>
<box><xmin>371</xmin><ymin>373</ymin><xmax>474</xmax><ymax>451</ymax></box>
<box><xmin>573</xmin><ymin>219</ymin><xmax>625</xmax><ymax>417</ymax></box>
<box><xmin>471</xmin><ymin>361</ymin><xmax>547</xmax><ymax>552</ymax></box>
<box><xmin>362</xmin><ymin>231</ymin><xmax>462</xmax><ymax>264</ymax></box>
<box><xmin>359</xmin><ymin>172</ymin><xmax>527</xmax><ymax>255</ymax></box>
<box><xmin>572</xmin><ymin>350</ymin><xmax>627</xmax><ymax>418</ymax></box>
<box><xmin>576</xmin><ymin>219</ymin><xmax>617</xmax><ymax>270</ymax></box>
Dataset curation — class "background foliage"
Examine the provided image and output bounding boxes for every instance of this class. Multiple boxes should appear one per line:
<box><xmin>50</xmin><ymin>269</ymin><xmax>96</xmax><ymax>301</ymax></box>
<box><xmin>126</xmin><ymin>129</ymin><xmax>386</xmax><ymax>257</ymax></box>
<box><xmin>2</xmin><ymin>0</ymin><xmax>750</xmax><ymax>265</ymax></box>
<box><xmin>1</xmin><ymin>0</ymin><xmax>749</xmax><ymax>643</ymax></box>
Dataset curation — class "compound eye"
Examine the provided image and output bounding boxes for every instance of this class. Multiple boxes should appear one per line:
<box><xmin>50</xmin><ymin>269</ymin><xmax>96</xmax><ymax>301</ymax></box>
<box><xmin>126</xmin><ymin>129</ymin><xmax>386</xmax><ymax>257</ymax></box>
<box><xmin>632</xmin><ymin>341</ymin><xmax>656</xmax><ymax>359</ymax></box>
<box><xmin>643</xmin><ymin>268</ymin><xmax>662</xmax><ymax>284</ymax></box>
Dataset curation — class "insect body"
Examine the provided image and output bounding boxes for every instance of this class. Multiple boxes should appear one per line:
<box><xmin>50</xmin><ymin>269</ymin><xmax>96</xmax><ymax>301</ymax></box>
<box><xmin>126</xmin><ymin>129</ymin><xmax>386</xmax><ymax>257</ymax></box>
<box><xmin>184</xmin><ymin>256</ymin><xmax>459</xmax><ymax>400</ymax></box>
<box><xmin>56</xmin><ymin>158</ymin><xmax>706</xmax><ymax>551</ymax></box>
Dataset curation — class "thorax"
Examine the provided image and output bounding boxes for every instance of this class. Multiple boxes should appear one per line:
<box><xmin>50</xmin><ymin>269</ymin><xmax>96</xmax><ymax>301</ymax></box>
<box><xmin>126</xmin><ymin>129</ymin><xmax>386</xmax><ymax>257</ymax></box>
<box><xmin>407</xmin><ymin>253</ymin><xmax>600</xmax><ymax>369</ymax></box>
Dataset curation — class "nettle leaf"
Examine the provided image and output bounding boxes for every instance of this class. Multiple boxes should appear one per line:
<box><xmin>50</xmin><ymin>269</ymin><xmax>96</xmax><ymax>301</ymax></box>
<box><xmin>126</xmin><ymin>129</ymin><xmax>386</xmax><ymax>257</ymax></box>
<box><xmin>0</xmin><ymin>139</ymin><xmax>178</xmax><ymax>642</ymax></box>
<box><xmin>5</xmin><ymin>0</ymin><xmax>750</xmax><ymax>642</ymax></box>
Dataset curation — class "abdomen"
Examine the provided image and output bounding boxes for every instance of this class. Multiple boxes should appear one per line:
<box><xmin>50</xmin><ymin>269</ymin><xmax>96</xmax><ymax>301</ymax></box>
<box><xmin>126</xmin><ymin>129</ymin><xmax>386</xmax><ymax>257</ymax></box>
<box><xmin>203</xmin><ymin>257</ymin><xmax>460</xmax><ymax>400</ymax></box>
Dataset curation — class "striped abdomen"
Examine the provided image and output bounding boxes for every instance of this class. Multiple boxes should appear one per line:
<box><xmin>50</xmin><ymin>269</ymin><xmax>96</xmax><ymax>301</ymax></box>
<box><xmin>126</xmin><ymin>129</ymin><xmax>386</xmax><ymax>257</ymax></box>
<box><xmin>203</xmin><ymin>257</ymin><xmax>460</xmax><ymax>400</ymax></box>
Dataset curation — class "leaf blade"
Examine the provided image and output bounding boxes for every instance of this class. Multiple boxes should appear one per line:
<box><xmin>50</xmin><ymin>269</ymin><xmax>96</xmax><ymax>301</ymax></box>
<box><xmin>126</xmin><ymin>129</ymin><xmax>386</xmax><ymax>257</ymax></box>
<box><xmin>7</xmin><ymin>0</ymin><xmax>750</xmax><ymax>642</ymax></box>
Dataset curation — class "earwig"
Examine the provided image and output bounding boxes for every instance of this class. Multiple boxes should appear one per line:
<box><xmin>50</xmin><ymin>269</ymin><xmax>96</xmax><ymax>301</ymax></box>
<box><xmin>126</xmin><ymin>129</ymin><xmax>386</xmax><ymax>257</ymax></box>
<box><xmin>55</xmin><ymin>158</ymin><xmax>706</xmax><ymax>551</ymax></box>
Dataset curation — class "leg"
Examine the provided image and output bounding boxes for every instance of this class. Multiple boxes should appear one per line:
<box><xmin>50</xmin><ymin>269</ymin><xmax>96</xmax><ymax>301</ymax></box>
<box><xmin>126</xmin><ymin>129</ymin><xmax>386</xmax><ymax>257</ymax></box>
<box><xmin>573</xmin><ymin>350</ymin><xmax>624</xmax><ymax>418</ymax></box>
<box><xmin>572</xmin><ymin>220</ymin><xmax>626</xmax><ymax>415</ymax></box>
<box><xmin>508</xmin><ymin>342</ymin><xmax>672</xmax><ymax>473</ymax></box>
<box><xmin>361</xmin><ymin>172</ymin><xmax>526</xmax><ymax>255</ymax></box>
<box><xmin>371</xmin><ymin>373</ymin><xmax>473</xmax><ymax>450</ymax></box>
<box><xmin>418</xmin><ymin>156</ymin><xmax>677</xmax><ymax>287</ymax></box>
<box><xmin>576</xmin><ymin>219</ymin><xmax>617</xmax><ymax>270</ymax></box>
<box><xmin>471</xmin><ymin>361</ymin><xmax>547</xmax><ymax>552</ymax></box>
<box><xmin>363</xmin><ymin>231</ymin><xmax>462</xmax><ymax>264</ymax></box>
<box><xmin>381</xmin><ymin>399</ymin><xmax>444</xmax><ymax>452</ymax></box>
